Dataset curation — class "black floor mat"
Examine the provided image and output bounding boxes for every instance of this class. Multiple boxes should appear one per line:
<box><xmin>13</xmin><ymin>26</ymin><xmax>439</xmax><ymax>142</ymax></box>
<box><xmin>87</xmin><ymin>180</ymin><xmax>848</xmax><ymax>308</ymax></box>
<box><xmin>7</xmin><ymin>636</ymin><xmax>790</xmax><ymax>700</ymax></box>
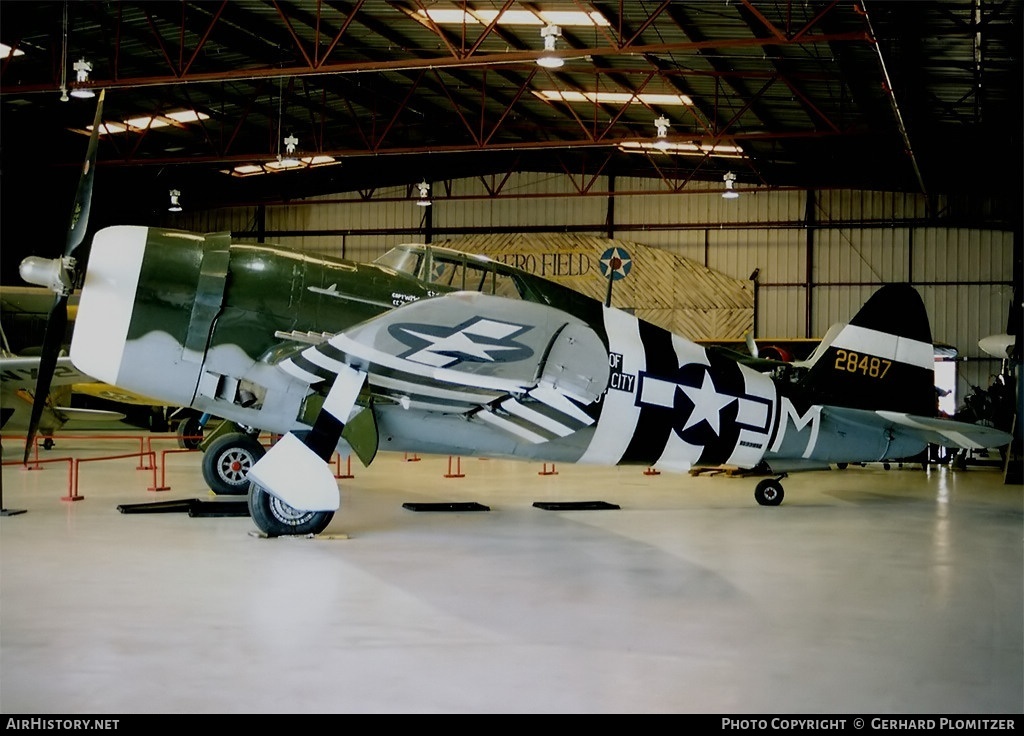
<box><xmin>402</xmin><ymin>502</ymin><xmax>490</xmax><ymax>512</ymax></box>
<box><xmin>532</xmin><ymin>501</ymin><xmax>620</xmax><ymax>511</ymax></box>
<box><xmin>117</xmin><ymin>499</ymin><xmax>250</xmax><ymax>517</ymax></box>
<box><xmin>189</xmin><ymin>500</ymin><xmax>250</xmax><ymax>517</ymax></box>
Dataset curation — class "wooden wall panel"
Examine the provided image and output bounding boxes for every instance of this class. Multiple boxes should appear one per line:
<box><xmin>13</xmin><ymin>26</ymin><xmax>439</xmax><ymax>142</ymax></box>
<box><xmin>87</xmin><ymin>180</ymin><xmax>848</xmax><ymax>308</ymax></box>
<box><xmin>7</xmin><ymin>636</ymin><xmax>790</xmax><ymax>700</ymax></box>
<box><xmin>434</xmin><ymin>233</ymin><xmax>753</xmax><ymax>340</ymax></box>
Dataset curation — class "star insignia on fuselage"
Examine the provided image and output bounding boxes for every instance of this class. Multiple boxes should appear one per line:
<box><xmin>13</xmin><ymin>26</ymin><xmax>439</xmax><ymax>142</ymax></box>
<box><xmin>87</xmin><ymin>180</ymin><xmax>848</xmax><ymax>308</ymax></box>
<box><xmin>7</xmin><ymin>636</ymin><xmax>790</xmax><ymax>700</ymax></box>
<box><xmin>676</xmin><ymin>371</ymin><xmax>735</xmax><ymax>436</ymax></box>
<box><xmin>599</xmin><ymin>247</ymin><xmax>632</xmax><ymax>281</ymax></box>
<box><xmin>637</xmin><ymin>364</ymin><xmax>740</xmax><ymax>445</ymax></box>
<box><xmin>388</xmin><ymin>317</ymin><xmax>534</xmax><ymax>368</ymax></box>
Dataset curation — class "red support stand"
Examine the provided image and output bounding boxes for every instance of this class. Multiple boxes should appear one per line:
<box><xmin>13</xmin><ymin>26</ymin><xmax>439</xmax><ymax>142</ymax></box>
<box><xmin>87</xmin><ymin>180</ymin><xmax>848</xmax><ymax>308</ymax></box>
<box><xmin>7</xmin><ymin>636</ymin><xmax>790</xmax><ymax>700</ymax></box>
<box><xmin>539</xmin><ymin>463</ymin><xmax>558</xmax><ymax>476</ymax></box>
<box><xmin>335</xmin><ymin>454</ymin><xmax>355</xmax><ymax>479</ymax></box>
<box><xmin>72</xmin><ymin>451</ymin><xmax>156</xmax><ymax>501</ymax></box>
<box><xmin>404</xmin><ymin>452</ymin><xmax>421</xmax><ymax>462</ymax></box>
<box><xmin>643</xmin><ymin>467</ymin><xmax>661</xmax><ymax>476</ymax></box>
<box><xmin>444</xmin><ymin>456</ymin><xmax>465</xmax><ymax>478</ymax></box>
<box><xmin>147</xmin><ymin>448</ymin><xmax>197</xmax><ymax>491</ymax></box>
<box><xmin>3</xmin><ymin>456</ymin><xmax>74</xmax><ymax>499</ymax></box>
<box><xmin>26</xmin><ymin>437</ymin><xmax>42</xmax><ymax>470</ymax></box>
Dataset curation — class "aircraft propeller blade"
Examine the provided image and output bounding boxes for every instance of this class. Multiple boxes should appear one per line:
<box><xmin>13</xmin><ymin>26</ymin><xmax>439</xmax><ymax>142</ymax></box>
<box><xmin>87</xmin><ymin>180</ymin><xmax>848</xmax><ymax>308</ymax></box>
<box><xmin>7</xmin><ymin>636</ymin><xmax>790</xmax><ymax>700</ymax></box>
<box><xmin>1008</xmin><ymin>285</ymin><xmax>1022</xmax><ymax>363</ymax></box>
<box><xmin>745</xmin><ymin>332</ymin><xmax>760</xmax><ymax>358</ymax></box>
<box><xmin>65</xmin><ymin>89</ymin><xmax>105</xmax><ymax>259</ymax></box>
<box><xmin>22</xmin><ymin>90</ymin><xmax>105</xmax><ymax>463</ymax></box>
<box><xmin>23</xmin><ymin>297</ymin><xmax>68</xmax><ymax>463</ymax></box>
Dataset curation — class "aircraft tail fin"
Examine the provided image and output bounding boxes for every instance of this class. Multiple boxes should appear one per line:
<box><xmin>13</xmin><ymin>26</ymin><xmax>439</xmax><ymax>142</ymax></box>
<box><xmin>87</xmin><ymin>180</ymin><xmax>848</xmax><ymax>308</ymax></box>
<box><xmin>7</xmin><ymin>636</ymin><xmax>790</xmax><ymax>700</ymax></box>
<box><xmin>798</xmin><ymin>284</ymin><xmax>936</xmax><ymax>416</ymax></box>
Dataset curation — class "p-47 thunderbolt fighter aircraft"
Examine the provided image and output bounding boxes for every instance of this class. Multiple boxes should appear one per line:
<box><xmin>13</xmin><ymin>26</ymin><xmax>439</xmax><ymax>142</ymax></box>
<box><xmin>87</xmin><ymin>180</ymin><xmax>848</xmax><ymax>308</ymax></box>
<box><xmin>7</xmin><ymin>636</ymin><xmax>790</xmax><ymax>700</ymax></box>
<box><xmin>27</xmin><ymin>224</ymin><xmax>1009</xmax><ymax>536</ymax></box>
<box><xmin>19</xmin><ymin>93</ymin><xmax>1011</xmax><ymax>537</ymax></box>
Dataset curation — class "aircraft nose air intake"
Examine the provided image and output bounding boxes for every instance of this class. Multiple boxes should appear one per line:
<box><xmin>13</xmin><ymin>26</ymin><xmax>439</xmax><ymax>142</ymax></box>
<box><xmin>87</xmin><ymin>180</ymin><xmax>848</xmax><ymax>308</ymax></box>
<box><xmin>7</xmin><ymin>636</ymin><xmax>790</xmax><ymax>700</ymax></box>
<box><xmin>69</xmin><ymin>225</ymin><xmax>149</xmax><ymax>385</ymax></box>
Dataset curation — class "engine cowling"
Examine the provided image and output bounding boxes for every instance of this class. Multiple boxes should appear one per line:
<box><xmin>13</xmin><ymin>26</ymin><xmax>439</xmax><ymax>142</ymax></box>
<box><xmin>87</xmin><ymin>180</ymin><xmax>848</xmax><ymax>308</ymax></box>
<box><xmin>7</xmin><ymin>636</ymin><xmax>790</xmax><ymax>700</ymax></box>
<box><xmin>70</xmin><ymin>225</ymin><xmax>227</xmax><ymax>407</ymax></box>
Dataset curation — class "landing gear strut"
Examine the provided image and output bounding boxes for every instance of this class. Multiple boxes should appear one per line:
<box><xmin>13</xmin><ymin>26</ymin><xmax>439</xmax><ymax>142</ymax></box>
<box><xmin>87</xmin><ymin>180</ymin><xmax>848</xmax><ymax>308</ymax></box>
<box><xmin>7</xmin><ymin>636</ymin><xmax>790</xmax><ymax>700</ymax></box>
<box><xmin>754</xmin><ymin>475</ymin><xmax>787</xmax><ymax>506</ymax></box>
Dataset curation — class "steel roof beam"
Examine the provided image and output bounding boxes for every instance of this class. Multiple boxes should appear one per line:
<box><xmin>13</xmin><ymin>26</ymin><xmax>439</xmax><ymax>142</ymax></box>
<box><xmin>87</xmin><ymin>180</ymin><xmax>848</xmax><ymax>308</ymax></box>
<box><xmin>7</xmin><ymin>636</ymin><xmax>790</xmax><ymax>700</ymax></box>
<box><xmin>0</xmin><ymin>31</ymin><xmax>872</xmax><ymax>95</ymax></box>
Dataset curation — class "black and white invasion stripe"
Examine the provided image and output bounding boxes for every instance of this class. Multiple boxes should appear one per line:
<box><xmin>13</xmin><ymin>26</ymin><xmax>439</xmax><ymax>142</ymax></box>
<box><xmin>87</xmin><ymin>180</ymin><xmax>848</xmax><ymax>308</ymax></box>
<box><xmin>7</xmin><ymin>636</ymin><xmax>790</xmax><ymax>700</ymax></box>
<box><xmin>472</xmin><ymin>387</ymin><xmax>595</xmax><ymax>445</ymax></box>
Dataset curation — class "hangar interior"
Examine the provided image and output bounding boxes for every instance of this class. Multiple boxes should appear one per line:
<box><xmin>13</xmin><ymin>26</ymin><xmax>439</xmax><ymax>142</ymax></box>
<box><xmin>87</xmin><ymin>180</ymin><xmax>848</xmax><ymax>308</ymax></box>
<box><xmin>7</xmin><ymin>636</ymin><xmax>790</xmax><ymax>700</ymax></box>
<box><xmin>1</xmin><ymin>1</ymin><xmax>1021</xmax><ymax>715</ymax></box>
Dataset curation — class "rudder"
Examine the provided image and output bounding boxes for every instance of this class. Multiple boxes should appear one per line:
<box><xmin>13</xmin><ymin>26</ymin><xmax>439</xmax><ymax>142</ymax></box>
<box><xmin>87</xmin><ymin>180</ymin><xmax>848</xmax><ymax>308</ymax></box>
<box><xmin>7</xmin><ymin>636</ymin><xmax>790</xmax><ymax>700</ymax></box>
<box><xmin>798</xmin><ymin>284</ymin><xmax>936</xmax><ymax>416</ymax></box>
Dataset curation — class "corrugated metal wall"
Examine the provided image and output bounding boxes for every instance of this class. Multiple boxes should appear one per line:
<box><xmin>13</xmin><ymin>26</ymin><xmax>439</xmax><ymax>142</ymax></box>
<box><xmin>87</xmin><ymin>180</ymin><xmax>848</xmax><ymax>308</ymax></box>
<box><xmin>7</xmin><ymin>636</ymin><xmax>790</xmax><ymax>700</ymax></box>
<box><xmin>168</xmin><ymin>173</ymin><xmax>1014</xmax><ymax>406</ymax></box>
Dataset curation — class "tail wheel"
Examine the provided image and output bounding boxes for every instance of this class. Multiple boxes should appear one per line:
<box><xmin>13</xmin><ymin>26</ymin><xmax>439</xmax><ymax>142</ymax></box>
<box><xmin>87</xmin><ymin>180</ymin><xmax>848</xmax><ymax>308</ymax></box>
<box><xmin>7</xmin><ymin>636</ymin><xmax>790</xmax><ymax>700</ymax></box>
<box><xmin>754</xmin><ymin>478</ymin><xmax>785</xmax><ymax>506</ymax></box>
<box><xmin>201</xmin><ymin>433</ymin><xmax>266</xmax><ymax>496</ymax></box>
<box><xmin>247</xmin><ymin>482</ymin><xmax>334</xmax><ymax>537</ymax></box>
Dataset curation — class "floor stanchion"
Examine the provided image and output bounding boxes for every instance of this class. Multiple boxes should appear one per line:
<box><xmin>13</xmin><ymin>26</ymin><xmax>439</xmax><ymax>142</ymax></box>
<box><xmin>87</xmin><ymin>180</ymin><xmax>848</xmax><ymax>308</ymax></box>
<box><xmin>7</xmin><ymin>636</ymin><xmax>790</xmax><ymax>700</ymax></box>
<box><xmin>444</xmin><ymin>455</ymin><xmax>465</xmax><ymax>478</ymax></box>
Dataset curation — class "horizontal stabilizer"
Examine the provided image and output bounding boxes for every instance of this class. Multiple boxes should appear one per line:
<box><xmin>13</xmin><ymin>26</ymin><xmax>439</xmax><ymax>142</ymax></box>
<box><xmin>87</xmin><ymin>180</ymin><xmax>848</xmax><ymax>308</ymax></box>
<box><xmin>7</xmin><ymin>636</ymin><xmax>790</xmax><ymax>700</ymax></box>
<box><xmin>824</xmin><ymin>405</ymin><xmax>1012</xmax><ymax>451</ymax></box>
<box><xmin>875</xmin><ymin>411</ymin><xmax>1013</xmax><ymax>450</ymax></box>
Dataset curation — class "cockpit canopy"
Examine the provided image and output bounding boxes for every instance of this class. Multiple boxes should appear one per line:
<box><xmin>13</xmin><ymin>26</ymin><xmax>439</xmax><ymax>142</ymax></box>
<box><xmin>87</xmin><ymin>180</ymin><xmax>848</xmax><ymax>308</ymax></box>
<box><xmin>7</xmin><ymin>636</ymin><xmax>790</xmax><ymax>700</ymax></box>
<box><xmin>374</xmin><ymin>243</ymin><xmax>605</xmax><ymax>326</ymax></box>
<box><xmin>374</xmin><ymin>244</ymin><xmax>524</xmax><ymax>299</ymax></box>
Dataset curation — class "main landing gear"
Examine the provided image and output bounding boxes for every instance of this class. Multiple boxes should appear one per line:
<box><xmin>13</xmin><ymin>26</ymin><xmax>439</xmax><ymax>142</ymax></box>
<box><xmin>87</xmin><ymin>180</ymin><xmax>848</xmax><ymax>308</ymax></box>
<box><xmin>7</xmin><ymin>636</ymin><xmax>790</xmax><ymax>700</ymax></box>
<box><xmin>175</xmin><ymin>412</ymin><xmax>207</xmax><ymax>450</ymax></box>
<box><xmin>754</xmin><ymin>474</ymin><xmax>787</xmax><ymax>506</ymax></box>
<box><xmin>201</xmin><ymin>431</ymin><xmax>266</xmax><ymax>496</ymax></box>
<box><xmin>247</xmin><ymin>482</ymin><xmax>334</xmax><ymax>537</ymax></box>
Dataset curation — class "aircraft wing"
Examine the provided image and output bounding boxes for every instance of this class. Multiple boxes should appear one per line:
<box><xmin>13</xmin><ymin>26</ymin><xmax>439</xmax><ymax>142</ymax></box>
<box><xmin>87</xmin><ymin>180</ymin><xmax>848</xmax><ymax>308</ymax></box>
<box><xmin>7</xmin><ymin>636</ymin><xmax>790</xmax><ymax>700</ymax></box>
<box><xmin>253</xmin><ymin>291</ymin><xmax>610</xmax><ymax>512</ymax></box>
<box><xmin>70</xmin><ymin>382</ymin><xmax>166</xmax><ymax>407</ymax></box>
<box><xmin>1</xmin><ymin>355</ymin><xmax>91</xmax><ymax>388</ymax></box>
<box><xmin>47</xmin><ymin>406</ymin><xmax>126</xmax><ymax>423</ymax></box>
<box><xmin>279</xmin><ymin>290</ymin><xmax>608</xmax><ymax>436</ymax></box>
<box><xmin>1</xmin><ymin>355</ymin><xmax>157</xmax><ymax>433</ymax></box>
<box><xmin>1</xmin><ymin>382</ymin><xmax>125</xmax><ymax>434</ymax></box>
<box><xmin>824</xmin><ymin>405</ymin><xmax>1012</xmax><ymax>451</ymax></box>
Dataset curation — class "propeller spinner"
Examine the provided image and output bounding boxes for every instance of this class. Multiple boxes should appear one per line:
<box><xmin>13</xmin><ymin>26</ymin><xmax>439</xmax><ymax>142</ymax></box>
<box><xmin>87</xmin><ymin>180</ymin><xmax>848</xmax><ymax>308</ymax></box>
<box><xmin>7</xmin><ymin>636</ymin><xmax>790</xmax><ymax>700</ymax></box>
<box><xmin>20</xmin><ymin>89</ymin><xmax>105</xmax><ymax>463</ymax></box>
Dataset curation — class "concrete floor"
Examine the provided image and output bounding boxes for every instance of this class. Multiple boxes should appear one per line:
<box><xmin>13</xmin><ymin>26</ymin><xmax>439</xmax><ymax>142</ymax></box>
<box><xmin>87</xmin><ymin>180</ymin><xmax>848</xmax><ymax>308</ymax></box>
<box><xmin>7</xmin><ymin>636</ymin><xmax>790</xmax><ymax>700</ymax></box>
<box><xmin>1</xmin><ymin>431</ymin><xmax>1021</xmax><ymax>714</ymax></box>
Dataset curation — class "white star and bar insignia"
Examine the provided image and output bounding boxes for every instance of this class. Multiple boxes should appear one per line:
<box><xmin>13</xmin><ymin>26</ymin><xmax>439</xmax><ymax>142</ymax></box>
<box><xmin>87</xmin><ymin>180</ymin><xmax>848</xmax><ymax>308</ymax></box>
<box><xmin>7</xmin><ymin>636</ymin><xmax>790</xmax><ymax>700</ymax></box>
<box><xmin>389</xmin><ymin>317</ymin><xmax>534</xmax><ymax>368</ymax></box>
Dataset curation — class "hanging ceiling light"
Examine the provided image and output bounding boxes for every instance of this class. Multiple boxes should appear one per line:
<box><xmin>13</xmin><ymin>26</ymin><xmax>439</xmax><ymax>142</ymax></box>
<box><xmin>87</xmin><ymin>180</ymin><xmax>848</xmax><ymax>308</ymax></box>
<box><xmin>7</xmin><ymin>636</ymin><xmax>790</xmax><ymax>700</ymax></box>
<box><xmin>722</xmin><ymin>171</ymin><xmax>739</xmax><ymax>199</ymax></box>
<box><xmin>279</xmin><ymin>134</ymin><xmax>300</xmax><ymax>166</ymax></box>
<box><xmin>415</xmin><ymin>180</ymin><xmax>432</xmax><ymax>207</ymax></box>
<box><xmin>270</xmin><ymin>75</ymin><xmax>303</xmax><ymax>169</ymax></box>
<box><xmin>537</xmin><ymin>24</ymin><xmax>565</xmax><ymax>68</ymax></box>
<box><xmin>415</xmin><ymin>180</ymin><xmax>432</xmax><ymax>206</ymax></box>
<box><xmin>70</xmin><ymin>58</ymin><xmax>95</xmax><ymax>98</ymax></box>
<box><xmin>653</xmin><ymin>115</ymin><xmax>671</xmax><ymax>150</ymax></box>
<box><xmin>168</xmin><ymin>189</ymin><xmax>182</xmax><ymax>212</ymax></box>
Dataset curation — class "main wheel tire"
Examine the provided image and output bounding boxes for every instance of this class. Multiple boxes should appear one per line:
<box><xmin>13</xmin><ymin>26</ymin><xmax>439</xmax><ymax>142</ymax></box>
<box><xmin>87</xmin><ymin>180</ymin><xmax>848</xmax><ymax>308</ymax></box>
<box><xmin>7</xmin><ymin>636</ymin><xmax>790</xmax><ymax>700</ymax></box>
<box><xmin>201</xmin><ymin>433</ymin><xmax>266</xmax><ymax>496</ymax></box>
<box><xmin>247</xmin><ymin>482</ymin><xmax>334</xmax><ymax>537</ymax></box>
<box><xmin>148</xmin><ymin>408</ymin><xmax>169</xmax><ymax>433</ymax></box>
<box><xmin>754</xmin><ymin>478</ymin><xmax>784</xmax><ymax>506</ymax></box>
<box><xmin>176</xmin><ymin>414</ymin><xmax>204</xmax><ymax>450</ymax></box>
